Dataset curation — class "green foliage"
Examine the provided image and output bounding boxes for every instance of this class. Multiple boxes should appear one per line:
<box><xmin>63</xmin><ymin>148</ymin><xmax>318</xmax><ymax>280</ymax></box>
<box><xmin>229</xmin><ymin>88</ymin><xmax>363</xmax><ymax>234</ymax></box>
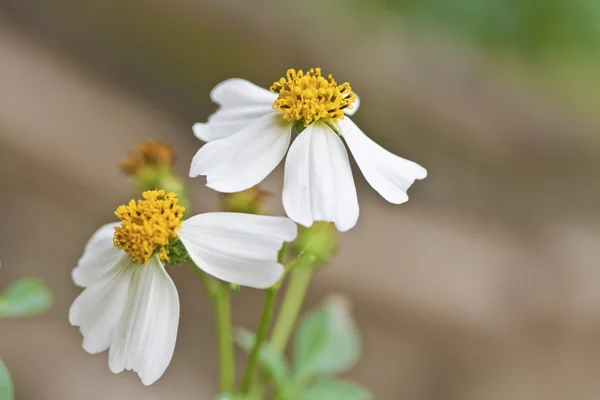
<box><xmin>0</xmin><ymin>358</ymin><xmax>14</xmax><ymax>400</ymax></box>
<box><xmin>234</xmin><ymin>328</ymin><xmax>291</xmax><ymax>389</ymax></box>
<box><xmin>235</xmin><ymin>295</ymin><xmax>370</xmax><ymax>399</ymax></box>
<box><xmin>293</xmin><ymin>296</ymin><xmax>360</xmax><ymax>379</ymax></box>
<box><xmin>0</xmin><ymin>278</ymin><xmax>52</xmax><ymax>318</ymax></box>
<box><xmin>299</xmin><ymin>379</ymin><xmax>371</xmax><ymax>400</ymax></box>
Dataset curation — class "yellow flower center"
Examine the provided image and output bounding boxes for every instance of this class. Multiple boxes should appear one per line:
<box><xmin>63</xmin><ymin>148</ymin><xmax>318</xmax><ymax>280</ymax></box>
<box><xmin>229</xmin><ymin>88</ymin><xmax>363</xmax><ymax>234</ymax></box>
<box><xmin>270</xmin><ymin>68</ymin><xmax>356</xmax><ymax>126</ymax></box>
<box><xmin>113</xmin><ymin>190</ymin><xmax>185</xmax><ymax>264</ymax></box>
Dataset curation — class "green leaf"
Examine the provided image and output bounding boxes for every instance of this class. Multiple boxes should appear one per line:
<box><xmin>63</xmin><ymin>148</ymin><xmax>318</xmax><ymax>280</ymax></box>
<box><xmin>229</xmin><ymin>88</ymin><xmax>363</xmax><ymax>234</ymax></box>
<box><xmin>234</xmin><ymin>328</ymin><xmax>290</xmax><ymax>388</ymax></box>
<box><xmin>298</xmin><ymin>379</ymin><xmax>371</xmax><ymax>400</ymax></box>
<box><xmin>293</xmin><ymin>295</ymin><xmax>360</xmax><ymax>379</ymax></box>
<box><xmin>0</xmin><ymin>358</ymin><xmax>14</xmax><ymax>400</ymax></box>
<box><xmin>0</xmin><ymin>278</ymin><xmax>53</xmax><ymax>318</ymax></box>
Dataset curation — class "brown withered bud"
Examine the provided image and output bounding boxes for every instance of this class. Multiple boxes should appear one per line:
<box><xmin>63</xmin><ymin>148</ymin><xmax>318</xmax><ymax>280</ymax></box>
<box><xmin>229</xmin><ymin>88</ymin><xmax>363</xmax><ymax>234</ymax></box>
<box><xmin>120</xmin><ymin>140</ymin><xmax>176</xmax><ymax>175</ymax></box>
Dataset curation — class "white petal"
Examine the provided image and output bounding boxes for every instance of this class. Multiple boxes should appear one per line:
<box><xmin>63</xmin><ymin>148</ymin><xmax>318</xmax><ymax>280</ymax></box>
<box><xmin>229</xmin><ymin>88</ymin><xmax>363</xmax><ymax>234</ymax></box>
<box><xmin>339</xmin><ymin>118</ymin><xmax>427</xmax><ymax>204</ymax></box>
<box><xmin>193</xmin><ymin>78</ymin><xmax>277</xmax><ymax>142</ymax></box>
<box><xmin>344</xmin><ymin>93</ymin><xmax>360</xmax><ymax>116</ymax></box>
<box><xmin>108</xmin><ymin>255</ymin><xmax>180</xmax><ymax>386</ymax></box>
<box><xmin>69</xmin><ymin>256</ymin><xmax>135</xmax><ymax>354</ymax></box>
<box><xmin>282</xmin><ymin>123</ymin><xmax>359</xmax><ymax>232</ymax></box>
<box><xmin>72</xmin><ymin>222</ymin><xmax>123</xmax><ymax>288</ymax></box>
<box><xmin>189</xmin><ymin>113</ymin><xmax>292</xmax><ymax>193</ymax></box>
<box><xmin>178</xmin><ymin>213</ymin><xmax>297</xmax><ymax>289</ymax></box>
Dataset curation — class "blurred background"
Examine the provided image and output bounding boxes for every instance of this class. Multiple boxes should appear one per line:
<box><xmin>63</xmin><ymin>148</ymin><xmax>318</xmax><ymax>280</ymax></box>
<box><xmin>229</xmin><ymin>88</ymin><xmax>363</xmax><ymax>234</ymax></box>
<box><xmin>1</xmin><ymin>0</ymin><xmax>600</xmax><ymax>398</ymax></box>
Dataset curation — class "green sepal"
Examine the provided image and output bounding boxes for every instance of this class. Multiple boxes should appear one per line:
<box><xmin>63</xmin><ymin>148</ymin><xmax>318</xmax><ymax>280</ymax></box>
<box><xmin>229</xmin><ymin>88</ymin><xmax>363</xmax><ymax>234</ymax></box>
<box><xmin>0</xmin><ymin>278</ymin><xmax>52</xmax><ymax>318</ymax></box>
<box><xmin>293</xmin><ymin>120</ymin><xmax>307</xmax><ymax>133</ymax></box>
<box><xmin>164</xmin><ymin>237</ymin><xmax>189</xmax><ymax>267</ymax></box>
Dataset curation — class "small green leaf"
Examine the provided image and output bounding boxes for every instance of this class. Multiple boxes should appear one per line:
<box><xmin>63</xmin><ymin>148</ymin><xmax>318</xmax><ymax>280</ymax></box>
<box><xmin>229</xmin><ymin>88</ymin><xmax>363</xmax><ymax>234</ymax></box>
<box><xmin>0</xmin><ymin>278</ymin><xmax>53</xmax><ymax>318</ymax></box>
<box><xmin>298</xmin><ymin>379</ymin><xmax>371</xmax><ymax>400</ymax></box>
<box><xmin>0</xmin><ymin>358</ymin><xmax>14</xmax><ymax>400</ymax></box>
<box><xmin>293</xmin><ymin>295</ymin><xmax>360</xmax><ymax>379</ymax></box>
<box><xmin>234</xmin><ymin>328</ymin><xmax>290</xmax><ymax>388</ymax></box>
<box><xmin>215</xmin><ymin>393</ymin><xmax>249</xmax><ymax>400</ymax></box>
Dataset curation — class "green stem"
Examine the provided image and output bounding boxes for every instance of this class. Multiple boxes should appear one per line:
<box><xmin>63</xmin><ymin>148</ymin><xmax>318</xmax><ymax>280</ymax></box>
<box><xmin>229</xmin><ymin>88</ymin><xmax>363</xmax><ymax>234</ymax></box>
<box><xmin>247</xmin><ymin>243</ymin><xmax>290</xmax><ymax>398</ymax></box>
<box><xmin>239</xmin><ymin>289</ymin><xmax>277</xmax><ymax>393</ymax></box>
<box><xmin>270</xmin><ymin>266</ymin><xmax>313</xmax><ymax>353</ymax></box>
<box><xmin>214</xmin><ymin>282</ymin><xmax>235</xmax><ymax>392</ymax></box>
<box><xmin>252</xmin><ymin>265</ymin><xmax>313</xmax><ymax>398</ymax></box>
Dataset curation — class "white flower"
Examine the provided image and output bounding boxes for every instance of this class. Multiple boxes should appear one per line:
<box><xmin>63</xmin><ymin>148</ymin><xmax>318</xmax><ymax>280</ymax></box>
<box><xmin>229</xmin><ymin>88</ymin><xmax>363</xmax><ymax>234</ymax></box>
<box><xmin>190</xmin><ymin>68</ymin><xmax>427</xmax><ymax>232</ymax></box>
<box><xmin>69</xmin><ymin>190</ymin><xmax>297</xmax><ymax>385</ymax></box>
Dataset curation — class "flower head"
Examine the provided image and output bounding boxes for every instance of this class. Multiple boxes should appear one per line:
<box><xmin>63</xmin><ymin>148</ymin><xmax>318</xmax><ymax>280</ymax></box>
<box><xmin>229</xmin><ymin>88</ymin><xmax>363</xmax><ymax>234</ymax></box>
<box><xmin>190</xmin><ymin>69</ymin><xmax>427</xmax><ymax>232</ymax></box>
<box><xmin>70</xmin><ymin>191</ymin><xmax>297</xmax><ymax>385</ymax></box>
<box><xmin>113</xmin><ymin>190</ymin><xmax>184</xmax><ymax>264</ymax></box>
<box><xmin>270</xmin><ymin>68</ymin><xmax>356</xmax><ymax>126</ymax></box>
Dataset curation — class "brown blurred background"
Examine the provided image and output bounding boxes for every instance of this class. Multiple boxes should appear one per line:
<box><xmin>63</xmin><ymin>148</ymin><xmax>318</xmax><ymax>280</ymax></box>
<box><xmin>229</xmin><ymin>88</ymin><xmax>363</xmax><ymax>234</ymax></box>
<box><xmin>1</xmin><ymin>0</ymin><xmax>600</xmax><ymax>399</ymax></box>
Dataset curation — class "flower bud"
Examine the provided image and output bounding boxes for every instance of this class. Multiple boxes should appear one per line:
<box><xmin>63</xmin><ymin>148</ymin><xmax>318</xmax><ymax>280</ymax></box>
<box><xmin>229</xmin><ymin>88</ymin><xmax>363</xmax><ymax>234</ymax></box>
<box><xmin>120</xmin><ymin>140</ymin><xmax>176</xmax><ymax>175</ymax></box>
<box><xmin>220</xmin><ymin>187</ymin><xmax>270</xmax><ymax>215</ymax></box>
<box><xmin>120</xmin><ymin>140</ymin><xmax>189</xmax><ymax>212</ymax></box>
<box><xmin>291</xmin><ymin>221</ymin><xmax>338</xmax><ymax>268</ymax></box>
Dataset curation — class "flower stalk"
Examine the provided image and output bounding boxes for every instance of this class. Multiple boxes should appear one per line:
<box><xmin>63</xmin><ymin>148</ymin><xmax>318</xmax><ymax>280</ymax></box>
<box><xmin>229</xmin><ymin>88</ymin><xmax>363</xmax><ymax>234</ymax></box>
<box><xmin>240</xmin><ymin>242</ymin><xmax>288</xmax><ymax>394</ymax></box>
<box><xmin>270</xmin><ymin>266</ymin><xmax>313</xmax><ymax>353</ymax></box>
<box><xmin>214</xmin><ymin>281</ymin><xmax>235</xmax><ymax>392</ymax></box>
<box><xmin>239</xmin><ymin>288</ymin><xmax>276</xmax><ymax>394</ymax></box>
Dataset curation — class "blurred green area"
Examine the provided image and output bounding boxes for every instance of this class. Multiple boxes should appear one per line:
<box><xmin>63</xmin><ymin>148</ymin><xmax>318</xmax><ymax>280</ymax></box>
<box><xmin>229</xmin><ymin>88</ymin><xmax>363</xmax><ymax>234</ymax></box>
<box><xmin>359</xmin><ymin>0</ymin><xmax>600</xmax><ymax>58</ymax></box>
<box><xmin>348</xmin><ymin>0</ymin><xmax>600</xmax><ymax>113</ymax></box>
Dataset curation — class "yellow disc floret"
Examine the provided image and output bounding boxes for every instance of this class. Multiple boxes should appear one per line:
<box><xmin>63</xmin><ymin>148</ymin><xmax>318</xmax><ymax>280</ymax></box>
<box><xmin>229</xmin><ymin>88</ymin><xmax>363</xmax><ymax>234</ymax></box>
<box><xmin>270</xmin><ymin>68</ymin><xmax>356</xmax><ymax>126</ymax></box>
<box><xmin>113</xmin><ymin>190</ymin><xmax>185</xmax><ymax>264</ymax></box>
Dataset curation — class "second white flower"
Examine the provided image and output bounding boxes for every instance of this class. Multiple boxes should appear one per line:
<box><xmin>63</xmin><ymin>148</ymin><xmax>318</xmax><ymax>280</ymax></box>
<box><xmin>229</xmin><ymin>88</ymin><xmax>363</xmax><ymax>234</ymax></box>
<box><xmin>190</xmin><ymin>68</ymin><xmax>427</xmax><ymax>232</ymax></box>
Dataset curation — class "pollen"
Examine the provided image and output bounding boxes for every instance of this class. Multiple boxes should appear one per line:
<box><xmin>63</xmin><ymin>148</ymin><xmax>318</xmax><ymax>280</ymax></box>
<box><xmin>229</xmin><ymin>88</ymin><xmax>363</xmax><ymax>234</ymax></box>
<box><xmin>270</xmin><ymin>68</ymin><xmax>356</xmax><ymax>126</ymax></box>
<box><xmin>113</xmin><ymin>190</ymin><xmax>185</xmax><ymax>264</ymax></box>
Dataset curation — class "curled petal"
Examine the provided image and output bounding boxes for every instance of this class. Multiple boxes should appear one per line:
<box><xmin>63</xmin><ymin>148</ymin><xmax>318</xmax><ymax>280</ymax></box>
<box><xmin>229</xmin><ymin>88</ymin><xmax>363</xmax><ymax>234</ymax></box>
<box><xmin>193</xmin><ymin>79</ymin><xmax>277</xmax><ymax>142</ymax></box>
<box><xmin>72</xmin><ymin>222</ymin><xmax>123</xmax><ymax>288</ymax></box>
<box><xmin>339</xmin><ymin>118</ymin><xmax>427</xmax><ymax>204</ymax></box>
<box><xmin>69</xmin><ymin>256</ymin><xmax>135</xmax><ymax>354</ymax></box>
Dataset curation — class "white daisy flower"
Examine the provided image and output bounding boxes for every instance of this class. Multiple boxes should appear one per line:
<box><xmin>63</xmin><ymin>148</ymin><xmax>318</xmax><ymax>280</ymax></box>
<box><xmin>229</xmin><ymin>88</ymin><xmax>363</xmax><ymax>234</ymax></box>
<box><xmin>69</xmin><ymin>190</ymin><xmax>297</xmax><ymax>385</ymax></box>
<box><xmin>190</xmin><ymin>68</ymin><xmax>427</xmax><ymax>232</ymax></box>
